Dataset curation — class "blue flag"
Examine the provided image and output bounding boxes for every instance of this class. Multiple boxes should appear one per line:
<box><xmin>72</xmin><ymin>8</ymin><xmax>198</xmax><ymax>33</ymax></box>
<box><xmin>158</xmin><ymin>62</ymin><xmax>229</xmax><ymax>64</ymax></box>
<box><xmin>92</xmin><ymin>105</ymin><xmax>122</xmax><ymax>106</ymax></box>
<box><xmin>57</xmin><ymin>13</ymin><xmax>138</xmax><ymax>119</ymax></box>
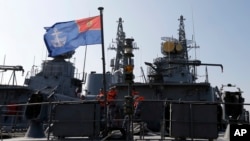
<box><xmin>44</xmin><ymin>16</ymin><xmax>101</xmax><ymax>57</ymax></box>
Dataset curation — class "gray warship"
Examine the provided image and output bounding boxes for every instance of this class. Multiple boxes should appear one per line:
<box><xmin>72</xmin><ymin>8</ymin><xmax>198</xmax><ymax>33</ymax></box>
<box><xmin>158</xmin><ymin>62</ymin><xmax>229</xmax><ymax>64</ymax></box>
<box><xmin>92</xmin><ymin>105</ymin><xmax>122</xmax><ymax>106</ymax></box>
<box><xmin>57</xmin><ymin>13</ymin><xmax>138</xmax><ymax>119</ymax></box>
<box><xmin>0</xmin><ymin>54</ymin><xmax>84</xmax><ymax>137</ymax></box>
<box><xmin>1</xmin><ymin>15</ymin><xmax>250</xmax><ymax>141</ymax></box>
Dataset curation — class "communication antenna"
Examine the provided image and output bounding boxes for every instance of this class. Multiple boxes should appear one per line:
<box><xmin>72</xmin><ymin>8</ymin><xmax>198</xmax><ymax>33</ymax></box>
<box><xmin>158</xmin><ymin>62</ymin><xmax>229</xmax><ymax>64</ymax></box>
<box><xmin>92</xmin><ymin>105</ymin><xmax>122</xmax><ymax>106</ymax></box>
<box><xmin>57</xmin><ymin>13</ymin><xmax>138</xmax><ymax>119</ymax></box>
<box><xmin>205</xmin><ymin>66</ymin><xmax>209</xmax><ymax>83</ymax></box>
<box><xmin>190</xmin><ymin>9</ymin><xmax>200</xmax><ymax>80</ymax></box>
<box><xmin>140</xmin><ymin>66</ymin><xmax>147</xmax><ymax>83</ymax></box>
<box><xmin>1</xmin><ymin>54</ymin><xmax>6</xmax><ymax>84</ymax></box>
<box><xmin>192</xmin><ymin>9</ymin><xmax>197</xmax><ymax>60</ymax></box>
<box><xmin>82</xmin><ymin>45</ymin><xmax>88</xmax><ymax>83</ymax></box>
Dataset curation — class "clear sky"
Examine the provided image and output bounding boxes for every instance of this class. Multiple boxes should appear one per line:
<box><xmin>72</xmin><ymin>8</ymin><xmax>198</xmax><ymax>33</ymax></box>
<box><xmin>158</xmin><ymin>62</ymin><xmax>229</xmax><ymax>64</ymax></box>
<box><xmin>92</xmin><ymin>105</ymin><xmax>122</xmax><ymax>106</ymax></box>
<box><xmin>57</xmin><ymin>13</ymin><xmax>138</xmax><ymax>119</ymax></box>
<box><xmin>0</xmin><ymin>0</ymin><xmax>249</xmax><ymax>109</ymax></box>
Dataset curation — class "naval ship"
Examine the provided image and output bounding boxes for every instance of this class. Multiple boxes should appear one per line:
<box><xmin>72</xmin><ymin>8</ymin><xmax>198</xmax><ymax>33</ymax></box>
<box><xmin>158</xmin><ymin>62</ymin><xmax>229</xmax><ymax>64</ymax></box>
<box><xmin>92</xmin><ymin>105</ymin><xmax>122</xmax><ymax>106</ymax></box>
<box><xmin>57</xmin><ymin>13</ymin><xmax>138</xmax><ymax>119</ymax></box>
<box><xmin>0</xmin><ymin>54</ymin><xmax>84</xmax><ymax>137</ymax></box>
<box><xmin>1</xmin><ymin>15</ymin><xmax>250</xmax><ymax>141</ymax></box>
<box><xmin>82</xmin><ymin>16</ymin><xmax>250</xmax><ymax>140</ymax></box>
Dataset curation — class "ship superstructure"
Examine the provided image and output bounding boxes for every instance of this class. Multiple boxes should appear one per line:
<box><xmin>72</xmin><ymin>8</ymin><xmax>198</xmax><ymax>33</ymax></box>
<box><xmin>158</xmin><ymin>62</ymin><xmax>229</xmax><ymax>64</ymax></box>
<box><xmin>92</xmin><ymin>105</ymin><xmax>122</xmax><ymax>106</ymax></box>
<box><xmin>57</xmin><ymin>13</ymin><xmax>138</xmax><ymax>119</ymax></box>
<box><xmin>1</xmin><ymin>15</ymin><xmax>249</xmax><ymax>141</ymax></box>
<box><xmin>24</xmin><ymin>57</ymin><xmax>83</xmax><ymax>98</ymax></box>
<box><xmin>147</xmin><ymin>15</ymin><xmax>193</xmax><ymax>83</ymax></box>
<box><xmin>81</xmin><ymin>15</ymin><xmax>250</xmax><ymax>140</ymax></box>
<box><xmin>0</xmin><ymin>54</ymin><xmax>83</xmax><ymax>135</ymax></box>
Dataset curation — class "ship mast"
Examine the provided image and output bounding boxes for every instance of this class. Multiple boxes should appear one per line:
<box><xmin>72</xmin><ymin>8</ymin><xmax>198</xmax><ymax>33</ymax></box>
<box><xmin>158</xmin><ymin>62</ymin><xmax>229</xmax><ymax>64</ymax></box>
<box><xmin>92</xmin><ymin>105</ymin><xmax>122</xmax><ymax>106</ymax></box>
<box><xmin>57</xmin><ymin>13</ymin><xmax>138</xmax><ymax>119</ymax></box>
<box><xmin>178</xmin><ymin>15</ymin><xmax>193</xmax><ymax>80</ymax></box>
<box><xmin>109</xmin><ymin>18</ymin><xmax>138</xmax><ymax>74</ymax></box>
<box><xmin>178</xmin><ymin>15</ymin><xmax>188</xmax><ymax>60</ymax></box>
<box><xmin>109</xmin><ymin>18</ymin><xmax>126</xmax><ymax>72</ymax></box>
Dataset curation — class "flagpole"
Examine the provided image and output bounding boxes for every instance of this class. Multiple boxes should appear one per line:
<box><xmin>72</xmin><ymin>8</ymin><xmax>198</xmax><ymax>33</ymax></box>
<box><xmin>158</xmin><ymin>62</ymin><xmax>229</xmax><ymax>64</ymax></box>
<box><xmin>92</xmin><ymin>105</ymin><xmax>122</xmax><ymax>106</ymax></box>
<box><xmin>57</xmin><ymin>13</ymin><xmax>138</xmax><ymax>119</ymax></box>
<box><xmin>98</xmin><ymin>7</ymin><xmax>108</xmax><ymax>130</ymax></box>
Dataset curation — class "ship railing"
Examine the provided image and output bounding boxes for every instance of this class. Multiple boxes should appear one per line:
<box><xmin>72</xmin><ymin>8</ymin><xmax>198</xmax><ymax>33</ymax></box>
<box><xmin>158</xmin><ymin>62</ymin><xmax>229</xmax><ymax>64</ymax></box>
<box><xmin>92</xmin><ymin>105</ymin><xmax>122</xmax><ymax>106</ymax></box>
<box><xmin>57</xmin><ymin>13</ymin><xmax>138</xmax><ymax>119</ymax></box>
<box><xmin>91</xmin><ymin>99</ymin><xmax>248</xmax><ymax>140</ymax></box>
<box><xmin>74</xmin><ymin>71</ymin><xmax>85</xmax><ymax>81</ymax></box>
<box><xmin>0</xmin><ymin>104</ymin><xmax>28</xmax><ymax>136</ymax></box>
<box><xmin>0</xmin><ymin>100</ymin><xmax>249</xmax><ymax>140</ymax></box>
<box><xmin>26</xmin><ymin>65</ymin><xmax>83</xmax><ymax>81</ymax></box>
<box><xmin>132</xmin><ymin>99</ymin><xmax>250</xmax><ymax>140</ymax></box>
<box><xmin>101</xmin><ymin>99</ymin><xmax>250</xmax><ymax>140</ymax></box>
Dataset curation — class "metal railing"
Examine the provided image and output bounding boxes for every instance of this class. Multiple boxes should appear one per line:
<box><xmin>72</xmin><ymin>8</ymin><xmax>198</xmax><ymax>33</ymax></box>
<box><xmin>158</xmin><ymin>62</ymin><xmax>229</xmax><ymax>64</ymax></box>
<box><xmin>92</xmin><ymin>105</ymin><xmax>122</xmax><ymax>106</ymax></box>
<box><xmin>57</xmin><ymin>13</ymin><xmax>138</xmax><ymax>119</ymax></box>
<box><xmin>0</xmin><ymin>100</ymin><xmax>249</xmax><ymax>140</ymax></box>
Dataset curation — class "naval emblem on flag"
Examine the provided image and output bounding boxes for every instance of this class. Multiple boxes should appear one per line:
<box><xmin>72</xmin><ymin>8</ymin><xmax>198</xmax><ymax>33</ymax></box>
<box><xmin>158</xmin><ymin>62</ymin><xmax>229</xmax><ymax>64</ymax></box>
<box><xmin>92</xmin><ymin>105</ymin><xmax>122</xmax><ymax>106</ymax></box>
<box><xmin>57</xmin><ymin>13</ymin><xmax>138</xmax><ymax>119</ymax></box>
<box><xmin>44</xmin><ymin>15</ymin><xmax>101</xmax><ymax>57</ymax></box>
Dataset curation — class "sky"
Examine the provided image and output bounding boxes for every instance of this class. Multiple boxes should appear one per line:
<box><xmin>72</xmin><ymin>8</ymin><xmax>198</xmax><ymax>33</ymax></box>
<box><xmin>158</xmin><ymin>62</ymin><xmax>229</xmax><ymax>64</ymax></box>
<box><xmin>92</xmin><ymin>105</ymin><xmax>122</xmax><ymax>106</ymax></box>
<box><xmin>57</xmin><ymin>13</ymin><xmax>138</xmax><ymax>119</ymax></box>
<box><xmin>0</xmin><ymin>0</ymin><xmax>249</xmax><ymax>109</ymax></box>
